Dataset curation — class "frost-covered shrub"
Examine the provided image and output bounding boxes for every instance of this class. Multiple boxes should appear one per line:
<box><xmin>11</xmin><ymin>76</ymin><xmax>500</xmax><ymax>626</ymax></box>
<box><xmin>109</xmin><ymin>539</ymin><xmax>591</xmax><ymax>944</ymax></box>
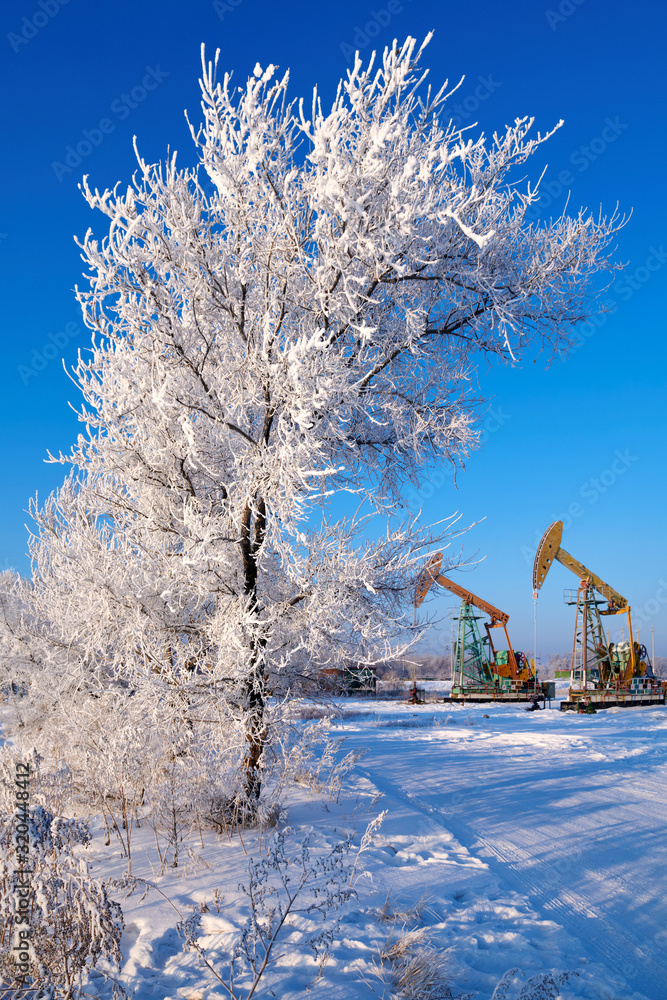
<box><xmin>145</xmin><ymin>734</ymin><xmax>248</xmax><ymax>865</ymax></box>
<box><xmin>178</xmin><ymin>824</ymin><xmax>359</xmax><ymax>999</ymax></box>
<box><xmin>490</xmin><ymin>968</ymin><xmax>579</xmax><ymax>1000</ymax></box>
<box><xmin>266</xmin><ymin>717</ymin><xmax>367</xmax><ymax>805</ymax></box>
<box><xmin>0</xmin><ymin>748</ymin><xmax>75</xmax><ymax>827</ymax></box>
<box><xmin>379</xmin><ymin>936</ymin><xmax>454</xmax><ymax>1000</ymax></box>
<box><xmin>0</xmin><ymin>806</ymin><xmax>123</xmax><ymax>998</ymax></box>
<box><xmin>22</xmin><ymin>805</ymin><xmax>91</xmax><ymax>854</ymax></box>
<box><xmin>367</xmin><ymin>908</ymin><xmax>470</xmax><ymax>1000</ymax></box>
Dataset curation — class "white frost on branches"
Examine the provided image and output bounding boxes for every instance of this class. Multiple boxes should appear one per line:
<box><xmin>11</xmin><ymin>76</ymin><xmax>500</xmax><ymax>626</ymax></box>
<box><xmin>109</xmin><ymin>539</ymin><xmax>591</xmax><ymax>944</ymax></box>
<box><xmin>0</xmin><ymin>772</ymin><xmax>123</xmax><ymax>997</ymax></box>
<box><xmin>1</xmin><ymin>36</ymin><xmax>621</xmax><ymax>814</ymax></box>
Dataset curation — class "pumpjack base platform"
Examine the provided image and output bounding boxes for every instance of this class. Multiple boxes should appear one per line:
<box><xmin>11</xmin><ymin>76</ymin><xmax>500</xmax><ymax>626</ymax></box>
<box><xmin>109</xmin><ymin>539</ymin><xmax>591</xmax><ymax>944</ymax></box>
<box><xmin>443</xmin><ymin>689</ymin><xmax>543</xmax><ymax>704</ymax></box>
<box><xmin>561</xmin><ymin>691</ymin><xmax>666</xmax><ymax>711</ymax></box>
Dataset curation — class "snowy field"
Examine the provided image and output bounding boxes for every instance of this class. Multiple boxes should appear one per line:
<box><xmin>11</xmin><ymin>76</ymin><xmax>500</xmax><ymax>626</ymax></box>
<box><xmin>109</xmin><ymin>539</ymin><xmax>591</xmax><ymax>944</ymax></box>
<box><xmin>29</xmin><ymin>696</ymin><xmax>667</xmax><ymax>1000</ymax></box>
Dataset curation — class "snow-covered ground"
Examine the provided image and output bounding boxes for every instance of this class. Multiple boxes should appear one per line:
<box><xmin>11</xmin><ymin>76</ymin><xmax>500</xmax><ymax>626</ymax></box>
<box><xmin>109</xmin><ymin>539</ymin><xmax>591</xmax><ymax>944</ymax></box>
<box><xmin>42</xmin><ymin>696</ymin><xmax>667</xmax><ymax>999</ymax></box>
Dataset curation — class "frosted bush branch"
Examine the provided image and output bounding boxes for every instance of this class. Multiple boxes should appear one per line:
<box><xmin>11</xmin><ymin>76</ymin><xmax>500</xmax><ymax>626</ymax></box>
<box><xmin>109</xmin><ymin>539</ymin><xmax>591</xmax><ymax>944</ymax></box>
<box><xmin>0</xmin><ymin>805</ymin><xmax>123</xmax><ymax>998</ymax></box>
<box><xmin>350</xmin><ymin>809</ymin><xmax>387</xmax><ymax>886</ymax></box>
<box><xmin>491</xmin><ymin>967</ymin><xmax>580</xmax><ymax>999</ymax></box>
<box><xmin>177</xmin><ymin>823</ymin><xmax>364</xmax><ymax>999</ymax></box>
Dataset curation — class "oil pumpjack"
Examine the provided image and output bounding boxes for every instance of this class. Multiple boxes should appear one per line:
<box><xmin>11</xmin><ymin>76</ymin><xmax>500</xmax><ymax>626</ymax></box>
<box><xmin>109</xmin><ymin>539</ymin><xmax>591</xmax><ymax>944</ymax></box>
<box><xmin>533</xmin><ymin>520</ymin><xmax>665</xmax><ymax>710</ymax></box>
<box><xmin>415</xmin><ymin>553</ymin><xmax>541</xmax><ymax>702</ymax></box>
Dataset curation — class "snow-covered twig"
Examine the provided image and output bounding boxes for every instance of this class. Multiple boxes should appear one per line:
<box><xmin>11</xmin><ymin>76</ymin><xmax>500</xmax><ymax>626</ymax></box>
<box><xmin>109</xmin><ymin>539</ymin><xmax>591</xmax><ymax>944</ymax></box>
<box><xmin>177</xmin><ymin>823</ymin><xmax>366</xmax><ymax>999</ymax></box>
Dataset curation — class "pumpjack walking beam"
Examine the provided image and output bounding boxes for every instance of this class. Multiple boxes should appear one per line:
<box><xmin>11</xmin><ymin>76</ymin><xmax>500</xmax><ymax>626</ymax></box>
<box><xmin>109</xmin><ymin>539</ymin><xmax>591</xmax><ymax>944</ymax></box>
<box><xmin>532</xmin><ymin>520</ymin><xmax>636</xmax><ymax>677</ymax></box>
<box><xmin>415</xmin><ymin>552</ymin><xmax>530</xmax><ymax>683</ymax></box>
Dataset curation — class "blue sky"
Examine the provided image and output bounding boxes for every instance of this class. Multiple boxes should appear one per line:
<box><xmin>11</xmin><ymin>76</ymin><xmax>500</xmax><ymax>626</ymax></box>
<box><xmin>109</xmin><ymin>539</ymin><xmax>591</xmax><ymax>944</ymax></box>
<box><xmin>1</xmin><ymin>0</ymin><xmax>665</xmax><ymax>660</ymax></box>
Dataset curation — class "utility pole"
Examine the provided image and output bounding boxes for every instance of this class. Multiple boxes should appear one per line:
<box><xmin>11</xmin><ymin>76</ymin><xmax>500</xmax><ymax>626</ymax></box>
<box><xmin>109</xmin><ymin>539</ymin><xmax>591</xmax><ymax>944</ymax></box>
<box><xmin>582</xmin><ymin>584</ymin><xmax>588</xmax><ymax>690</ymax></box>
<box><xmin>533</xmin><ymin>590</ymin><xmax>538</xmax><ymax>678</ymax></box>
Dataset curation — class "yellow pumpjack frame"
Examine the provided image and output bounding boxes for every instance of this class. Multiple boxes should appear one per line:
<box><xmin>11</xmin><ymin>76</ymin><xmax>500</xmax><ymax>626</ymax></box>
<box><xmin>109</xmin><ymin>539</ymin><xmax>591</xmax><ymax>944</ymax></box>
<box><xmin>533</xmin><ymin>520</ymin><xmax>637</xmax><ymax>680</ymax></box>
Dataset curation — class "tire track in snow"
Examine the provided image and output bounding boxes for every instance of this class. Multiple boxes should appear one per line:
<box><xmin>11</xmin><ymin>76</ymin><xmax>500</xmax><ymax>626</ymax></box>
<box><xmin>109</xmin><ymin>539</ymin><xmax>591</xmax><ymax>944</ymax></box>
<box><xmin>356</xmin><ymin>763</ymin><xmax>661</xmax><ymax>1000</ymax></box>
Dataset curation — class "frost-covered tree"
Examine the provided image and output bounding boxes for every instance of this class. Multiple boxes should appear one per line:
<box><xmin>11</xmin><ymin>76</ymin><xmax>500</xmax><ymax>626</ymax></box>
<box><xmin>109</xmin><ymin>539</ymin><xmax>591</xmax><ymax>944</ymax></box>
<box><xmin>7</xmin><ymin>36</ymin><xmax>620</xmax><ymax>813</ymax></box>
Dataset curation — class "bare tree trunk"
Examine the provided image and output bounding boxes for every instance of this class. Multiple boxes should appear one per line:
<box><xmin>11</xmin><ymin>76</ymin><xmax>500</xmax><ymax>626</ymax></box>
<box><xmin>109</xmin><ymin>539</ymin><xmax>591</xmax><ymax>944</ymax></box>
<box><xmin>239</xmin><ymin>495</ymin><xmax>268</xmax><ymax>814</ymax></box>
<box><xmin>243</xmin><ymin>653</ymin><xmax>267</xmax><ymax>805</ymax></box>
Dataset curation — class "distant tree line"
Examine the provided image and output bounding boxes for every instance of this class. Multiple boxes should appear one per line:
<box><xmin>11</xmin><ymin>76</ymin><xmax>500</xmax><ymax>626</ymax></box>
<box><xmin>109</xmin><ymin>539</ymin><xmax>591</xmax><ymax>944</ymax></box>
<box><xmin>372</xmin><ymin>651</ymin><xmax>667</xmax><ymax>682</ymax></box>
